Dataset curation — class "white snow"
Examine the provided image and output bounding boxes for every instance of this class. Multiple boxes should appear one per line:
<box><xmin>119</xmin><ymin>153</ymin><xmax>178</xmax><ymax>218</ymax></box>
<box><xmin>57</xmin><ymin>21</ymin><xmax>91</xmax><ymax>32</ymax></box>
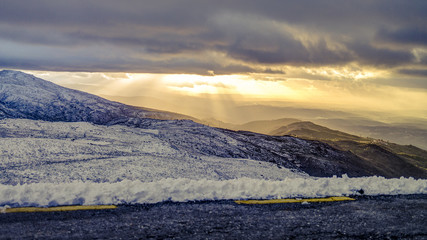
<box><xmin>0</xmin><ymin>119</ymin><xmax>304</xmax><ymax>185</ymax></box>
<box><xmin>1</xmin><ymin>118</ymin><xmax>426</xmax><ymax>208</ymax></box>
<box><xmin>0</xmin><ymin>176</ymin><xmax>426</xmax><ymax>207</ymax></box>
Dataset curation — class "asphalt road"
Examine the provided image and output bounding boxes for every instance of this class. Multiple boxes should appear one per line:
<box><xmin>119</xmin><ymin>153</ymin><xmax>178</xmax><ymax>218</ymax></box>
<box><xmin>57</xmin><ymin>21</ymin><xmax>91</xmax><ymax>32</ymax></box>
<box><xmin>0</xmin><ymin>195</ymin><xmax>426</xmax><ymax>239</ymax></box>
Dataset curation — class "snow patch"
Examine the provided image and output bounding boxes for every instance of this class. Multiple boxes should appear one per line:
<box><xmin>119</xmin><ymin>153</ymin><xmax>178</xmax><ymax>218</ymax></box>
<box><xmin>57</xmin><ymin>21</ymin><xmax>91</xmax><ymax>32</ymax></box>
<box><xmin>1</xmin><ymin>176</ymin><xmax>426</xmax><ymax>207</ymax></box>
<box><xmin>0</xmin><ymin>118</ymin><xmax>306</xmax><ymax>185</ymax></box>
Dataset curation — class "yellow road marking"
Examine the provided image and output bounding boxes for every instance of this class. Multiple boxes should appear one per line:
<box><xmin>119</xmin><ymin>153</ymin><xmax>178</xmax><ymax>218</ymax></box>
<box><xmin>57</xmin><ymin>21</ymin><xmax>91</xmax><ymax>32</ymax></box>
<box><xmin>3</xmin><ymin>205</ymin><xmax>117</xmax><ymax>213</ymax></box>
<box><xmin>2</xmin><ymin>197</ymin><xmax>355</xmax><ymax>212</ymax></box>
<box><xmin>235</xmin><ymin>196</ymin><xmax>355</xmax><ymax>204</ymax></box>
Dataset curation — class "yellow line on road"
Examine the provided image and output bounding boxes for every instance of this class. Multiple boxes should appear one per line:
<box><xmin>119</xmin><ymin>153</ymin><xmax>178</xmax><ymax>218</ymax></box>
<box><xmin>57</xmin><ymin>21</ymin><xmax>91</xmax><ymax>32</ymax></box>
<box><xmin>235</xmin><ymin>196</ymin><xmax>355</xmax><ymax>204</ymax></box>
<box><xmin>3</xmin><ymin>205</ymin><xmax>117</xmax><ymax>213</ymax></box>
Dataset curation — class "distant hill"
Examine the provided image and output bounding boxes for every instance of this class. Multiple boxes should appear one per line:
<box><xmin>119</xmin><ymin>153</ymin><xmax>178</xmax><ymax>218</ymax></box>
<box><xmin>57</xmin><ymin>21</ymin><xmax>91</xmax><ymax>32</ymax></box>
<box><xmin>314</xmin><ymin>117</ymin><xmax>427</xmax><ymax>150</ymax></box>
<box><xmin>201</xmin><ymin>117</ymin><xmax>301</xmax><ymax>134</ymax></box>
<box><xmin>200</xmin><ymin>118</ymin><xmax>238</xmax><ymax>129</ymax></box>
<box><xmin>269</xmin><ymin>121</ymin><xmax>364</xmax><ymax>142</ymax></box>
<box><xmin>199</xmin><ymin>117</ymin><xmax>427</xmax><ymax>178</ymax></box>
<box><xmin>236</xmin><ymin>118</ymin><xmax>301</xmax><ymax>134</ymax></box>
<box><xmin>266</xmin><ymin>120</ymin><xmax>427</xmax><ymax>178</ymax></box>
<box><xmin>205</xmin><ymin>117</ymin><xmax>426</xmax><ymax>178</ymax></box>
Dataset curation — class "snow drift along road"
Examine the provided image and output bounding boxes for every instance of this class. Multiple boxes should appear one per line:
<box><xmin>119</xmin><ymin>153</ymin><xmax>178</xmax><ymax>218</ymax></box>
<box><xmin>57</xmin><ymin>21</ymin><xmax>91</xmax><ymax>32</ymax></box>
<box><xmin>1</xmin><ymin>176</ymin><xmax>426</xmax><ymax>208</ymax></box>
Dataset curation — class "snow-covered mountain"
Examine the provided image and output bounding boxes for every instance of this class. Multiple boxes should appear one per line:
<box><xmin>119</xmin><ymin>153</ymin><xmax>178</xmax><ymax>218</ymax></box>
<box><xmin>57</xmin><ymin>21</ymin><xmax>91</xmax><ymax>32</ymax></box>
<box><xmin>1</xmin><ymin>70</ymin><xmax>427</xmax><ymax>207</ymax></box>
<box><xmin>1</xmin><ymin>119</ymin><xmax>426</xmax><ymax>207</ymax></box>
<box><xmin>0</xmin><ymin>70</ymin><xmax>425</xmax><ymax>179</ymax></box>
<box><xmin>0</xmin><ymin>118</ymin><xmax>305</xmax><ymax>185</ymax></box>
<box><xmin>0</xmin><ymin>70</ymin><xmax>195</xmax><ymax>124</ymax></box>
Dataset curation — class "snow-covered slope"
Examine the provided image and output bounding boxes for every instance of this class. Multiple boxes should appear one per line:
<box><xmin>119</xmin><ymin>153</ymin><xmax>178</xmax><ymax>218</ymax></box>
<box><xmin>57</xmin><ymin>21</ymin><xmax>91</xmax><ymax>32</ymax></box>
<box><xmin>0</xmin><ymin>70</ymin><xmax>194</xmax><ymax>124</ymax></box>
<box><xmin>0</xmin><ymin>70</ymin><xmax>387</xmax><ymax>178</ymax></box>
<box><xmin>0</xmin><ymin>119</ymin><xmax>304</xmax><ymax>185</ymax></box>
<box><xmin>1</xmin><ymin>70</ymin><xmax>426</xmax><ymax>207</ymax></box>
<box><xmin>1</xmin><ymin>118</ymin><xmax>426</xmax><ymax>207</ymax></box>
<box><xmin>0</xmin><ymin>116</ymin><xmax>417</xmax><ymax>180</ymax></box>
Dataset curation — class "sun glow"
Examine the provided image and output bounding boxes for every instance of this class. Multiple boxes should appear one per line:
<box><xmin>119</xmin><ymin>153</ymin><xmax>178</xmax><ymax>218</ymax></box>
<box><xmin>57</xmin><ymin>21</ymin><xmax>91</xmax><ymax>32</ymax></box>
<box><xmin>24</xmin><ymin>69</ymin><xmax>427</xmax><ymax>120</ymax></box>
<box><xmin>300</xmin><ymin>66</ymin><xmax>380</xmax><ymax>81</ymax></box>
<box><xmin>162</xmin><ymin>74</ymin><xmax>299</xmax><ymax>100</ymax></box>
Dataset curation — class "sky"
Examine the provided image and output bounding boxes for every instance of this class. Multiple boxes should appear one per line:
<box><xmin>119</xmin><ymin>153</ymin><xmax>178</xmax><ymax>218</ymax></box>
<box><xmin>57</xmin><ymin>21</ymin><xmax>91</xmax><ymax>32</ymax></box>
<box><xmin>1</xmin><ymin>0</ymin><xmax>427</xmax><ymax>122</ymax></box>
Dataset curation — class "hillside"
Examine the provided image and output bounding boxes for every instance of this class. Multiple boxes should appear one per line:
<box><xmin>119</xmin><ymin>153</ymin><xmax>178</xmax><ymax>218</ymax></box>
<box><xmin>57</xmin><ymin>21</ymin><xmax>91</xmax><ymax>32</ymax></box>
<box><xmin>1</xmin><ymin>70</ymin><xmax>426</xmax><ymax>179</ymax></box>
<box><xmin>0</xmin><ymin>70</ymin><xmax>196</xmax><ymax>125</ymax></box>
<box><xmin>270</xmin><ymin>121</ymin><xmax>365</xmax><ymax>142</ymax></box>
<box><xmin>205</xmin><ymin>117</ymin><xmax>426</xmax><ymax>178</ymax></box>
<box><xmin>268</xmin><ymin>120</ymin><xmax>427</xmax><ymax>178</ymax></box>
<box><xmin>201</xmin><ymin>118</ymin><xmax>301</xmax><ymax>134</ymax></box>
<box><xmin>314</xmin><ymin>117</ymin><xmax>427</xmax><ymax>150</ymax></box>
<box><xmin>235</xmin><ymin>118</ymin><xmax>301</xmax><ymax>134</ymax></box>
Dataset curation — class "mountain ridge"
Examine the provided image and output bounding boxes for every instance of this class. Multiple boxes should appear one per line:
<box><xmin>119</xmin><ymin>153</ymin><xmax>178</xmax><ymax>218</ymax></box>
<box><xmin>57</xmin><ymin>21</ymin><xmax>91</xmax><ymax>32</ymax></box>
<box><xmin>1</xmin><ymin>70</ymin><xmax>426</xmax><ymax>178</ymax></box>
<box><xmin>0</xmin><ymin>70</ymin><xmax>196</xmax><ymax>125</ymax></box>
<box><xmin>209</xmin><ymin>117</ymin><xmax>427</xmax><ymax>177</ymax></box>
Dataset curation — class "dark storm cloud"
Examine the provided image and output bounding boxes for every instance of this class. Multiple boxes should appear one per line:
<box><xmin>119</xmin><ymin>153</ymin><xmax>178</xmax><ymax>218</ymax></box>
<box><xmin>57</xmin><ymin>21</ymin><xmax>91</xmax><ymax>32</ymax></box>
<box><xmin>224</xmin><ymin>33</ymin><xmax>310</xmax><ymax>64</ymax></box>
<box><xmin>224</xmin><ymin>38</ymin><xmax>353</xmax><ymax>66</ymax></box>
<box><xmin>349</xmin><ymin>43</ymin><xmax>414</xmax><ymax>67</ymax></box>
<box><xmin>377</xmin><ymin>28</ymin><xmax>427</xmax><ymax>47</ymax></box>
<box><xmin>398</xmin><ymin>69</ymin><xmax>427</xmax><ymax>77</ymax></box>
<box><xmin>0</xmin><ymin>0</ymin><xmax>426</xmax><ymax>75</ymax></box>
<box><xmin>0</xmin><ymin>55</ymin><xmax>257</xmax><ymax>75</ymax></box>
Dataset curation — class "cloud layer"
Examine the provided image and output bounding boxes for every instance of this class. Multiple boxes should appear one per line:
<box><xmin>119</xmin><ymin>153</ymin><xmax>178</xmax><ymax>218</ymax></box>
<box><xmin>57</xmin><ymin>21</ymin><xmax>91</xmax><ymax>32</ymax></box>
<box><xmin>1</xmin><ymin>0</ymin><xmax>426</xmax><ymax>81</ymax></box>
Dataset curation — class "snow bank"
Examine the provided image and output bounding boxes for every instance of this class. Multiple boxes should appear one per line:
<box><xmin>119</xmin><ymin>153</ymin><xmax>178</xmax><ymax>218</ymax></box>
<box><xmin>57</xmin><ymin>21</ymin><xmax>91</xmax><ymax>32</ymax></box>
<box><xmin>1</xmin><ymin>176</ymin><xmax>426</xmax><ymax>207</ymax></box>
